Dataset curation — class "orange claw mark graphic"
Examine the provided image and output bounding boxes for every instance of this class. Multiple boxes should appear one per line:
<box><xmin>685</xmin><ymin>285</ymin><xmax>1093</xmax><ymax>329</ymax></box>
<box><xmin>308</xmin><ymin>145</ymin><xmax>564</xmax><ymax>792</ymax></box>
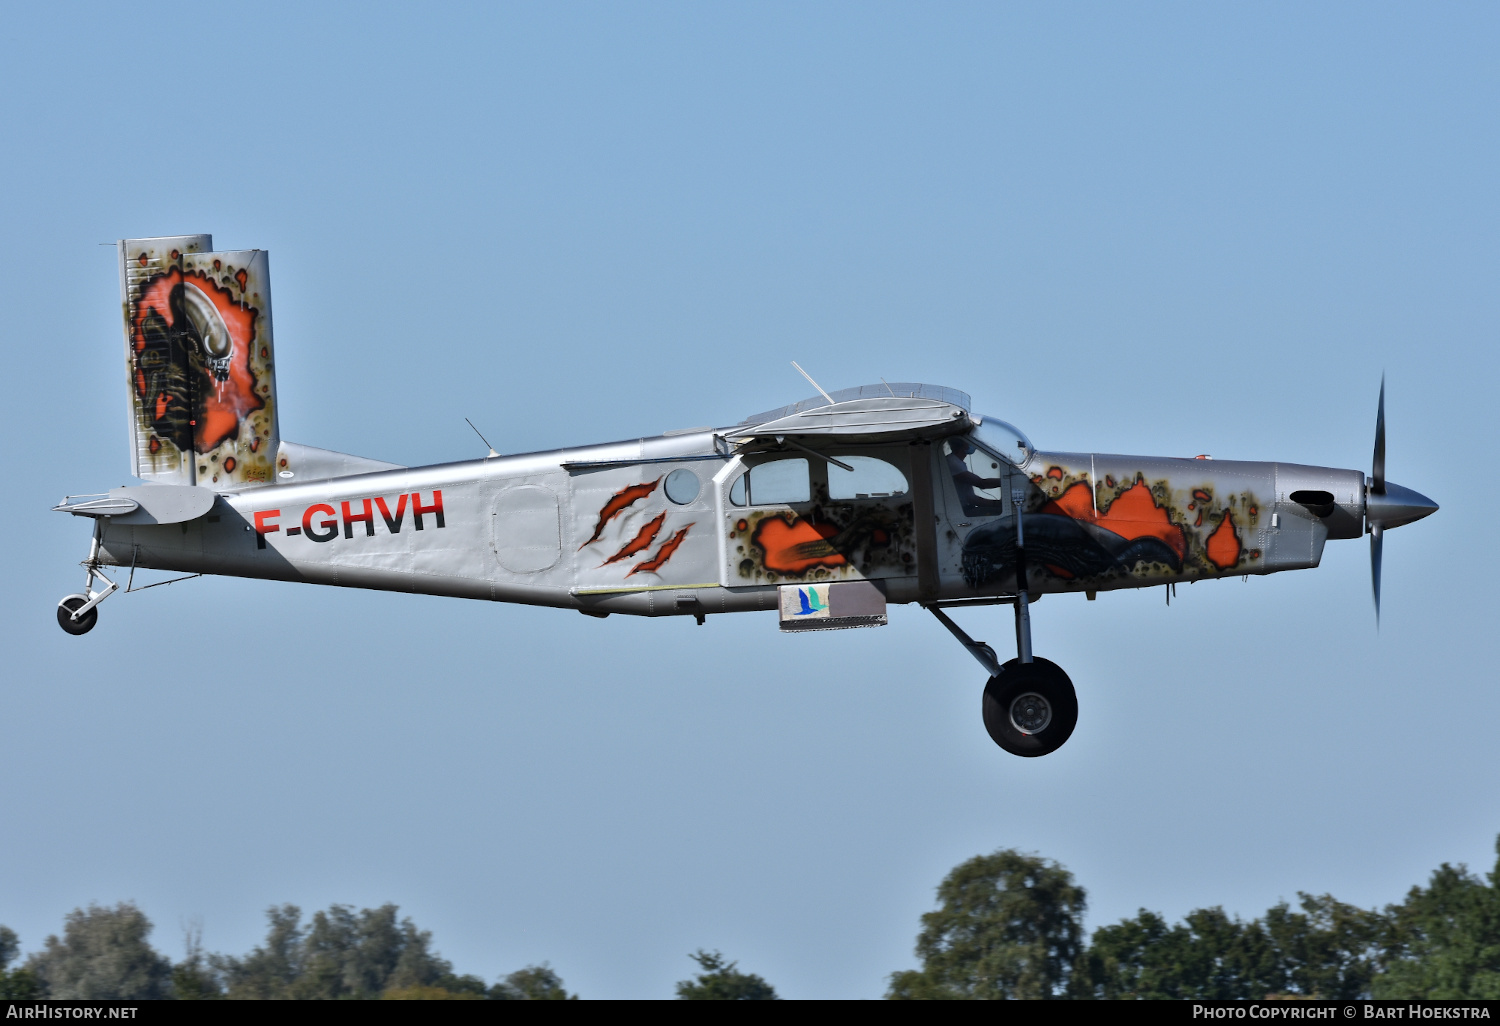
<box><xmin>627</xmin><ymin>525</ymin><xmax>691</xmax><ymax>576</ymax></box>
<box><xmin>579</xmin><ymin>478</ymin><xmax>661</xmax><ymax>548</ymax></box>
<box><xmin>601</xmin><ymin>512</ymin><xmax>667</xmax><ymax>566</ymax></box>
<box><xmin>1206</xmin><ymin>508</ymin><xmax>1242</xmax><ymax>570</ymax></box>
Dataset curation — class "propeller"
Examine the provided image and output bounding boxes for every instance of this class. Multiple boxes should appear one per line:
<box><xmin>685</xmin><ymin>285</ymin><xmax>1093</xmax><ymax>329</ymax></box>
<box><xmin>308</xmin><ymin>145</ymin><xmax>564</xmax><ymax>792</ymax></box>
<box><xmin>1364</xmin><ymin>375</ymin><xmax>1438</xmax><ymax>624</ymax></box>
<box><xmin>1372</xmin><ymin>376</ymin><xmax>1385</xmax><ymax>497</ymax></box>
<box><xmin>1371</xmin><ymin>376</ymin><xmax>1384</xmax><ymax>621</ymax></box>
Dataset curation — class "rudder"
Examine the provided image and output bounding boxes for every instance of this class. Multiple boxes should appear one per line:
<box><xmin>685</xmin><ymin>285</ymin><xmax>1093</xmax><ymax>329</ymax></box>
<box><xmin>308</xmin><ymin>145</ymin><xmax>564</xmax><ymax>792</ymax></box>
<box><xmin>119</xmin><ymin>235</ymin><xmax>279</xmax><ymax>490</ymax></box>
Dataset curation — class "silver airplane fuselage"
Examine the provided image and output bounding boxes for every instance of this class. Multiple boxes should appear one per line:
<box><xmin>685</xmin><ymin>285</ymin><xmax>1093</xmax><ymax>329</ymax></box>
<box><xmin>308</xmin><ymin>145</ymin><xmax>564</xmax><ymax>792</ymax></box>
<box><xmin>82</xmin><ymin>418</ymin><xmax>1427</xmax><ymax>620</ymax></box>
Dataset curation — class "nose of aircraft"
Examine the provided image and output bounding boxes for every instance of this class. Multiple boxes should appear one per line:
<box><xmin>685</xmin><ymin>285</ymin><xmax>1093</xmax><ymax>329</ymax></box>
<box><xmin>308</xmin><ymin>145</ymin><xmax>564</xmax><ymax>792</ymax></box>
<box><xmin>1367</xmin><ymin>480</ymin><xmax>1439</xmax><ymax>530</ymax></box>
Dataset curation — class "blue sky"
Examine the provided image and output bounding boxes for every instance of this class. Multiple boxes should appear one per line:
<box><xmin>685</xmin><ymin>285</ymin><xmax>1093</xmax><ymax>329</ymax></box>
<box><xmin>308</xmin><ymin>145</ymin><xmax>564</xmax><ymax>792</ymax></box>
<box><xmin>2</xmin><ymin>2</ymin><xmax>1496</xmax><ymax>999</ymax></box>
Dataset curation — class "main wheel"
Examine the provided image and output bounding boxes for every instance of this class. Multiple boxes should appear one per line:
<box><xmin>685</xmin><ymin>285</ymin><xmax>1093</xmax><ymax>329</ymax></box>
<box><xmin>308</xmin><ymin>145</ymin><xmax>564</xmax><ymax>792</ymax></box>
<box><xmin>57</xmin><ymin>595</ymin><xmax>97</xmax><ymax>636</ymax></box>
<box><xmin>982</xmin><ymin>657</ymin><xmax>1077</xmax><ymax>757</ymax></box>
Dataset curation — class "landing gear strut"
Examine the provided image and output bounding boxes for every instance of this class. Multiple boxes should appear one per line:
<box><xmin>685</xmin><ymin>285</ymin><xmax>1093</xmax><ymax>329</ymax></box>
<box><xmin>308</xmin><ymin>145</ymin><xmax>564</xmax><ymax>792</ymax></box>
<box><xmin>56</xmin><ymin>520</ymin><xmax>117</xmax><ymax>636</ymax></box>
<box><xmin>926</xmin><ymin>484</ymin><xmax>1079</xmax><ymax>757</ymax></box>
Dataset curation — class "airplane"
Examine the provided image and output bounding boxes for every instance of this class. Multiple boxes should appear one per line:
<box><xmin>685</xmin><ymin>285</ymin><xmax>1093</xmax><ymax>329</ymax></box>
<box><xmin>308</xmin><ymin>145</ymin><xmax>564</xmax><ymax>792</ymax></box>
<box><xmin>53</xmin><ymin>235</ymin><xmax>1439</xmax><ymax>757</ymax></box>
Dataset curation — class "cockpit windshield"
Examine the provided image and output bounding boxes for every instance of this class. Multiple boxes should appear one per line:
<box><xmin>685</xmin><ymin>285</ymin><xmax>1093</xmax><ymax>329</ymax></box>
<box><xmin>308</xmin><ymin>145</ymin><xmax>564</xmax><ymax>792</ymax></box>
<box><xmin>941</xmin><ymin>416</ymin><xmax>1033</xmax><ymax>517</ymax></box>
<box><xmin>970</xmin><ymin>415</ymin><xmax>1033</xmax><ymax>465</ymax></box>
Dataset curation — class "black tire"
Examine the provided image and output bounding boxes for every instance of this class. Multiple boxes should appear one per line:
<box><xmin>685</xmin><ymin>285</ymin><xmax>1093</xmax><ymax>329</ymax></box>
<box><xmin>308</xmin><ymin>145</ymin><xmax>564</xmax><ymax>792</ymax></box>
<box><xmin>982</xmin><ymin>657</ymin><xmax>1077</xmax><ymax>757</ymax></box>
<box><xmin>57</xmin><ymin>595</ymin><xmax>97</xmax><ymax>636</ymax></box>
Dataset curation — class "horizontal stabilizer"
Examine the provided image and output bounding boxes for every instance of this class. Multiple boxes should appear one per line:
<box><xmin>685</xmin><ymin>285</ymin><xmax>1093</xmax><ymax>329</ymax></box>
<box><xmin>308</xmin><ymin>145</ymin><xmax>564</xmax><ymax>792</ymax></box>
<box><xmin>54</xmin><ymin>494</ymin><xmax>141</xmax><ymax>518</ymax></box>
<box><xmin>55</xmin><ymin>484</ymin><xmax>216</xmax><ymax>525</ymax></box>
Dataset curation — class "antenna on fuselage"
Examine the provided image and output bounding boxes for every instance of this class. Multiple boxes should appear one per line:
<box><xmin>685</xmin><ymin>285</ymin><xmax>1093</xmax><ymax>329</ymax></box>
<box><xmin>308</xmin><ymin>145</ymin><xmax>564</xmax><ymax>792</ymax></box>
<box><xmin>791</xmin><ymin>361</ymin><xmax>835</xmax><ymax>405</ymax></box>
<box><xmin>464</xmin><ymin>418</ymin><xmax>500</xmax><ymax>460</ymax></box>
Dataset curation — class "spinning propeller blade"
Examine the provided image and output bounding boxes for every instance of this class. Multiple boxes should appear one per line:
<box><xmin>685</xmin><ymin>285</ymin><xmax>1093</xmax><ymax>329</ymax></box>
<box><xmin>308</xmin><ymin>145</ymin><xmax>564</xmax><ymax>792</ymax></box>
<box><xmin>1371</xmin><ymin>375</ymin><xmax>1384</xmax><ymax>622</ymax></box>
<box><xmin>1363</xmin><ymin>375</ymin><xmax>1437</xmax><ymax>624</ymax></box>
<box><xmin>1372</xmin><ymin>375</ymin><xmax>1386</xmax><ymax>496</ymax></box>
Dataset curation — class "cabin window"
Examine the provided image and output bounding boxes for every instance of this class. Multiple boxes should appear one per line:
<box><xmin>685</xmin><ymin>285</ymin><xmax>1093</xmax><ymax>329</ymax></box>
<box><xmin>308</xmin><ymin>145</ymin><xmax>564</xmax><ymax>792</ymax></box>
<box><xmin>828</xmin><ymin>456</ymin><xmax>908</xmax><ymax>500</ymax></box>
<box><xmin>944</xmin><ymin>437</ymin><xmax>1009</xmax><ymax>516</ymax></box>
<box><xmin>732</xmin><ymin>457</ymin><xmax>810</xmax><ymax>506</ymax></box>
<box><xmin>664</xmin><ymin>468</ymin><xmax>701</xmax><ymax>505</ymax></box>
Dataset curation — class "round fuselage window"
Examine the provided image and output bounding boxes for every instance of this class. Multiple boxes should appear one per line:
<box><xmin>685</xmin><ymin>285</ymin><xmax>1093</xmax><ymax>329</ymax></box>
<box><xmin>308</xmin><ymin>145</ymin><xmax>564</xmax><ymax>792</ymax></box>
<box><xmin>664</xmin><ymin>468</ymin><xmax>701</xmax><ymax>504</ymax></box>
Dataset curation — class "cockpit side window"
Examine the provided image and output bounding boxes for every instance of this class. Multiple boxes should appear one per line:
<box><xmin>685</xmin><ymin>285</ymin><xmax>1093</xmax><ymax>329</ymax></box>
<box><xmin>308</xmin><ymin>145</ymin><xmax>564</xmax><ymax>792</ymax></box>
<box><xmin>729</xmin><ymin>456</ymin><xmax>811</xmax><ymax>506</ymax></box>
<box><xmin>944</xmin><ymin>436</ymin><xmax>1010</xmax><ymax>517</ymax></box>
<box><xmin>828</xmin><ymin>456</ymin><xmax>908</xmax><ymax>500</ymax></box>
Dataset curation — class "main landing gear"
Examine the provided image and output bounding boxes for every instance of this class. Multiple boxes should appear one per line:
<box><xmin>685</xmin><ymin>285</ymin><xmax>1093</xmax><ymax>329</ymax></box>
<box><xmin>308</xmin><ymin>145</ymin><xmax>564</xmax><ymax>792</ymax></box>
<box><xmin>56</xmin><ymin>520</ymin><xmax>117</xmax><ymax>636</ymax></box>
<box><xmin>926</xmin><ymin>484</ymin><xmax>1079</xmax><ymax>757</ymax></box>
<box><xmin>928</xmin><ymin>604</ymin><xmax>1079</xmax><ymax>757</ymax></box>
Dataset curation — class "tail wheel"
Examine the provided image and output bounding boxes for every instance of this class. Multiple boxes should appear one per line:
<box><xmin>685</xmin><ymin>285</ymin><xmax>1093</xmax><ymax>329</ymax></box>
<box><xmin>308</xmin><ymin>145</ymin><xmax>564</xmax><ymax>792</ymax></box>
<box><xmin>57</xmin><ymin>595</ymin><xmax>97</xmax><ymax>636</ymax></box>
<box><xmin>982</xmin><ymin>657</ymin><xmax>1077</xmax><ymax>757</ymax></box>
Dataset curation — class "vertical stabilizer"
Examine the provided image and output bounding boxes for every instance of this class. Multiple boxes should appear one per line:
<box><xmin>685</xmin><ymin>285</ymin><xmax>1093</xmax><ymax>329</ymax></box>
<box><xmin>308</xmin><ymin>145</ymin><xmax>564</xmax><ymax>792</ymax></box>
<box><xmin>119</xmin><ymin>236</ymin><xmax>280</xmax><ymax>490</ymax></box>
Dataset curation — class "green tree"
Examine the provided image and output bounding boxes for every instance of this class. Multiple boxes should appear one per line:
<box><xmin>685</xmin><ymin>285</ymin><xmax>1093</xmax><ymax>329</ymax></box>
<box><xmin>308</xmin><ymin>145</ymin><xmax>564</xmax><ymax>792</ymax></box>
<box><xmin>0</xmin><ymin>927</ymin><xmax>16</xmax><ymax>970</ymax></box>
<box><xmin>216</xmin><ymin>903</ymin><xmax>463</xmax><ymax>999</ymax></box>
<box><xmin>1085</xmin><ymin>895</ymin><xmax>1384</xmax><ymax>1000</ymax></box>
<box><xmin>0</xmin><ymin>966</ymin><xmax>42</xmax><ymax>999</ymax></box>
<box><xmin>887</xmin><ymin>849</ymin><xmax>1087</xmax><ymax>1000</ymax></box>
<box><xmin>1375</xmin><ymin>839</ymin><xmax>1500</xmax><ymax>999</ymax></box>
<box><xmin>25</xmin><ymin>903</ymin><xmax>171</xmax><ymax>999</ymax></box>
<box><xmin>170</xmin><ymin>923</ymin><xmax>223</xmax><ymax>999</ymax></box>
<box><xmin>1264</xmin><ymin>893</ymin><xmax>1385</xmax><ymax>999</ymax></box>
<box><xmin>430</xmin><ymin>971</ymin><xmax>490</xmax><ymax>998</ymax></box>
<box><xmin>1087</xmin><ymin>906</ymin><xmax>1278</xmax><ymax>999</ymax></box>
<box><xmin>675</xmin><ymin>950</ymin><xmax>777</xmax><ymax>1000</ymax></box>
<box><xmin>382</xmin><ymin>983</ymin><xmax>486</xmax><ymax>999</ymax></box>
<box><xmin>0</xmin><ymin>926</ymin><xmax>41</xmax><ymax>999</ymax></box>
<box><xmin>295</xmin><ymin>904</ymin><xmax>450</xmax><ymax>999</ymax></box>
<box><xmin>491</xmin><ymin>963</ymin><xmax>577</xmax><ymax>1000</ymax></box>
<box><xmin>214</xmin><ymin>904</ymin><xmax>305</xmax><ymax>999</ymax></box>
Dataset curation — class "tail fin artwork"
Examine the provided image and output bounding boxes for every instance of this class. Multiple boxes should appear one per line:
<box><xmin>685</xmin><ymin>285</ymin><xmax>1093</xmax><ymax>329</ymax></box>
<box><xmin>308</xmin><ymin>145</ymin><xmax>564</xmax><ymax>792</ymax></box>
<box><xmin>119</xmin><ymin>235</ymin><xmax>279</xmax><ymax>490</ymax></box>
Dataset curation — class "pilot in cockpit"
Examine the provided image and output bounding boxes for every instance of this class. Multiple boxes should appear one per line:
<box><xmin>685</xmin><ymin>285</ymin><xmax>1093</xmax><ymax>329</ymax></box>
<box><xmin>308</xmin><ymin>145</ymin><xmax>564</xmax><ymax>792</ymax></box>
<box><xmin>946</xmin><ymin>436</ymin><xmax>1010</xmax><ymax>515</ymax></box>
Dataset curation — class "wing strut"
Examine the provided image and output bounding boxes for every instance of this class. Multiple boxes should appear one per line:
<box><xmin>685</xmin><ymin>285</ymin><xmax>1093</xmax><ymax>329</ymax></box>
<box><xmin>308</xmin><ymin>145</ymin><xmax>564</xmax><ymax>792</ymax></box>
<box><xmin>927</xmin><ymin>606</ymin><xmax>1002</xmax><ymax>677</ymax></box>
